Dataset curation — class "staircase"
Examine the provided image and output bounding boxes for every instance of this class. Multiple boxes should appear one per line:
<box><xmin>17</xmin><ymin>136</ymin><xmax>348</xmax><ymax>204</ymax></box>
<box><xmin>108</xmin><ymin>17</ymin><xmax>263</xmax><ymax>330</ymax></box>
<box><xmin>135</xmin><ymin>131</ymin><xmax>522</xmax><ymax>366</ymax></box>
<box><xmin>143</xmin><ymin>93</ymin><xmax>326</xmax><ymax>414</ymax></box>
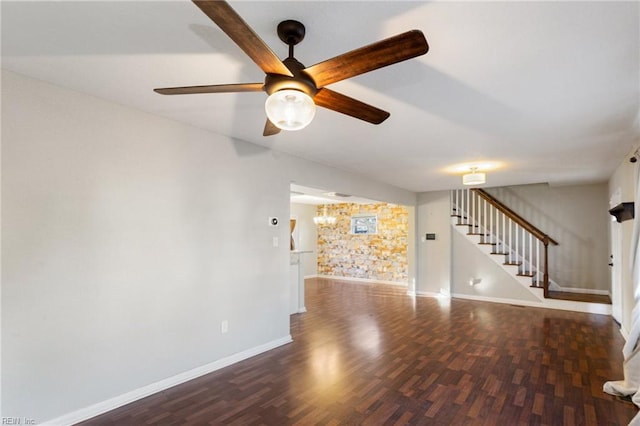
<box><xmin>450</xmin><ymin>188</ymin><xmax>611</xmax><ymax>315</ymax></box>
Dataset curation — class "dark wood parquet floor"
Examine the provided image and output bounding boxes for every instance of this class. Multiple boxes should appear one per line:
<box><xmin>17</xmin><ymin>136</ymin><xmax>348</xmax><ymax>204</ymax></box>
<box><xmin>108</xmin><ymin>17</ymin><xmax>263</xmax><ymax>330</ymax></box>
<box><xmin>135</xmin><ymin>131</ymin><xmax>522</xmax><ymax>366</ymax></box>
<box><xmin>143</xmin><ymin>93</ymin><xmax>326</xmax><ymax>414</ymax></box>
<box><xmin>547</xmin><ymin>290</ymin><xmax>612</xmax><ymax>304</ymax></box>
<box><xmin>79</xmin><ymin>278</ymin><xmax>638</xmax><ymax>425</ymax></box>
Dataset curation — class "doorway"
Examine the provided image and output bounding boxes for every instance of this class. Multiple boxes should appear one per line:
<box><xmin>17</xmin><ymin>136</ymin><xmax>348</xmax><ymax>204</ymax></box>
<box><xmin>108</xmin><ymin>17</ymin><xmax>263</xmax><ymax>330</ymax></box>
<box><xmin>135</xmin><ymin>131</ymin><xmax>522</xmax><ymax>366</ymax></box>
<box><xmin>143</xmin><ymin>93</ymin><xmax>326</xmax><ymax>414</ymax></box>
<box><xmin>289</xmin><ymin>183</ymin><xmax>412</xmax><ymax>286</ymax></box>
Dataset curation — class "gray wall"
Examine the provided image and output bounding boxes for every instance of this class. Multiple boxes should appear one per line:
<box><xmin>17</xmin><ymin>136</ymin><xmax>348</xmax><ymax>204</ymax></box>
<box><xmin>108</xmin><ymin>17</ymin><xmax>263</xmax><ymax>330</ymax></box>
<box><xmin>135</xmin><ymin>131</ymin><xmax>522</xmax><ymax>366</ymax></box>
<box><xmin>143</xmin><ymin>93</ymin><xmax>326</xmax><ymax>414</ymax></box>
<box><xmin>416</xmin><ymin>191</ymin><xmax>452</xmax><ymax>295</ymax></box>
<box><xmin>3</xmin><ymin>68</ymin><xmax>627</xmax><ymax>422</ymax></box>
<box><xmin>1</xmin><ymin>70</ymin><xmax>415</xmax><ymax>422</ymax></box>
<box><xmin>485</xmin><ymin>183</ymin><xmax>610</xmax><ymax>292</ymax></box>
<box><xmin>417</xmin><ymin>184</ymin><xmax>612</xmax><ymax>301</ymax></box>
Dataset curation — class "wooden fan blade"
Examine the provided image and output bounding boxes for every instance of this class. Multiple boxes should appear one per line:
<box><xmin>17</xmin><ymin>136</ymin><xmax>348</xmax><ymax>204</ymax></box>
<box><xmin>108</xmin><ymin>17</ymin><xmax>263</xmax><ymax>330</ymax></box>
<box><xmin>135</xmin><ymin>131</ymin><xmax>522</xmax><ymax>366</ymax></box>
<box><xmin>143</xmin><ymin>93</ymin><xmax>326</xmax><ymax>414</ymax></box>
<box><xmin>314</xmin><ymin>88</ymin><xmax>390</xmax><ymax>124</ymax></box>
<box><xmin>154</xmin><ymin>83</ymin><xmax>264</xmax><ymax>95</ymax></box>
<box><xmin>192</xmin><ymin>1</ymin><xmax>293</xmax><ymax>77</ymax></box>
<box><xmin>263</xmin><ymin>119</ymin><xmax>281</xmax><ymax>136</ymax></box>
<box><xmin>304</xmin><ymin>30</ymin><xmax>428</xmax><ymax>88</ymax></box>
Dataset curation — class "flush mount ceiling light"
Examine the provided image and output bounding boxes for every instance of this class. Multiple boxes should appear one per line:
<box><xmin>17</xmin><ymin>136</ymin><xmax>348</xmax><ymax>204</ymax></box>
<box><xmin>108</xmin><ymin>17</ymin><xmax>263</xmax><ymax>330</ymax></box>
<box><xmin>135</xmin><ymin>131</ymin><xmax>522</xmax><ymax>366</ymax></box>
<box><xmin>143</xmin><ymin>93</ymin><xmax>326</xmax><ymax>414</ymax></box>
<box><xmin>265</xmin><ymin>89</ymin><xmax>316</xmax><ymax>131</ymax></box>
<box><xmin>463</xmin><ymin>167</ymin><xmax>486</xmax><ymax>186</ymax></box>
<box><xmin>313</xmin><ymin>205</ymin><xmax>337</xmax><ymax>226</ymax></box>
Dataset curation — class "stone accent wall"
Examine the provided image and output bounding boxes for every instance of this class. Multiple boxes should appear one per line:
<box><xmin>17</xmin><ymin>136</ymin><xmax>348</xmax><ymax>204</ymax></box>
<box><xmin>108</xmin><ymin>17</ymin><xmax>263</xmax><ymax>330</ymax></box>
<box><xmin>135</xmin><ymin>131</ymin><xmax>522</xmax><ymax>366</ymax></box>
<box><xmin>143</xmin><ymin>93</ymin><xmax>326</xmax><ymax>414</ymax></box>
<box><xmin>317</xmin><ymin>203</ymin><xmax>408</xmax><ymax>283</ymax></box>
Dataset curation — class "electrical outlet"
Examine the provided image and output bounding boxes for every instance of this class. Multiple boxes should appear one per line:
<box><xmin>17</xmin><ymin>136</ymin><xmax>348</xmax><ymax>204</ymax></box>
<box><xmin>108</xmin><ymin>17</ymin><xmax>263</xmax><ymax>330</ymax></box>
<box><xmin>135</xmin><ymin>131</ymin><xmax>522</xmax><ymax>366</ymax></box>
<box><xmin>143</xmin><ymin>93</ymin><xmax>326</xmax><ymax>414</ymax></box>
<box><xmin>221</xmin><ymin>320</ymin><xmax>228</xmax><ymax>334</ymax></box>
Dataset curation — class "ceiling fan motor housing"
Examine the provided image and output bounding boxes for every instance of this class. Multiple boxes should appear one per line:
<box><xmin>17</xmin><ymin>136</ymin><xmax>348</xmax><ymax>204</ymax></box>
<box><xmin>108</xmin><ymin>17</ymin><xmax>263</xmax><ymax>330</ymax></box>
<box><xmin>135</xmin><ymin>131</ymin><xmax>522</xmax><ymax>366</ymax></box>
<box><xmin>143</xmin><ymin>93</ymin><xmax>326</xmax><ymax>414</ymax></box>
<box><xmin>263</xmin><ymin>20</ymin><xmax>317</xmax><ymax>98</ymax></box>
<box><xmin>264</xmin><ymin>57</ymin><xmax>318</xmax><ymax>97</ymax></box>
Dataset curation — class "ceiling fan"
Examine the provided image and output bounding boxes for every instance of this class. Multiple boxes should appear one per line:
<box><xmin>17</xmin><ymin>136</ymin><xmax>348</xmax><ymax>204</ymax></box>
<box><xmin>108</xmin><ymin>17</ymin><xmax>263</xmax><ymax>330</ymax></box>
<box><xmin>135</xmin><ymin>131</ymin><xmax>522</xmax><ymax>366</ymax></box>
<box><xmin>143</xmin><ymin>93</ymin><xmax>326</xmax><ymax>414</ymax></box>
<box><xmin>154</xmin><ymin>1</ymin><xmax>429</xmax><ymax>136</ymax></box>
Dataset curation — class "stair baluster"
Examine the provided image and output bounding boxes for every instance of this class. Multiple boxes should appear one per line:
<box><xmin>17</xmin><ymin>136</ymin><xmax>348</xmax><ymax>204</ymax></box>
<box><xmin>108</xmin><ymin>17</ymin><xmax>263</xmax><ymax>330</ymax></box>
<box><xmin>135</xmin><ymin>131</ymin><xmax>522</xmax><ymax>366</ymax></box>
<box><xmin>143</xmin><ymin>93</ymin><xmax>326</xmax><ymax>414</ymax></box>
<box><xmin>483</xmin><ymin>198</ymin><xmax>488</xmax><ymax>243</ymax></box>
<box><xmin>510</xmin><ymin>219</ymin><xmax>514</xmax><ymax>264</ymax></box>
<box><xmin>450</xmin><ymin>188</ymin><xmax>558</xmax><ymax>297</ymax></box>
<box><xmin>536</xmin><ymin>239</ymin><xmax>540</xmax><ymax>286</ymax></box>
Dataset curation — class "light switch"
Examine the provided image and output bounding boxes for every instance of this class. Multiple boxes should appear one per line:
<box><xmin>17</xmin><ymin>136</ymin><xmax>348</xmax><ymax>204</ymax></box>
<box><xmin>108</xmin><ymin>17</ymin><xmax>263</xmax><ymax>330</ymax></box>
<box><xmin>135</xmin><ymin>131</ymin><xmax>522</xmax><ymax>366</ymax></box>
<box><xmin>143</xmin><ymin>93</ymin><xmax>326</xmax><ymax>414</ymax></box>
<box><xmin>273</xmin><ymin>237</ymin><xmax>279</xmax><ymax>247</ymax></box>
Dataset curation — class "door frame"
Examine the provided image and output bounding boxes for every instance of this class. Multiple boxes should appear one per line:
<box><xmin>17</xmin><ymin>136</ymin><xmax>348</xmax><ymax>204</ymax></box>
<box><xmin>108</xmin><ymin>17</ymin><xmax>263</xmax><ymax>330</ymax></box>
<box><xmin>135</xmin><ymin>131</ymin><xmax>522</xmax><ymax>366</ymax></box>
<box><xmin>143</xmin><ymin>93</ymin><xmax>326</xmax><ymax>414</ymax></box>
<box><xmin>610</xmin><ymin>188</ymin><xmax>623</xmax><ymax>323</ymax></box>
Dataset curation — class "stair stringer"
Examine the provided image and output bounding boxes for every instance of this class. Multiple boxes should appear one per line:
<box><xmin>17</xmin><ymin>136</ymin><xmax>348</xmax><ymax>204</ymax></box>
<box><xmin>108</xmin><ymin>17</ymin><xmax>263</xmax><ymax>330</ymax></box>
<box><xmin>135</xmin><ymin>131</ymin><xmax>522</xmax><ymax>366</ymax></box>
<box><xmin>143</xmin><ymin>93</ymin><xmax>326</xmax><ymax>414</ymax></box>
<box><xmin>452</xmin><ymin>219</ymin><xmax>545</xmax><ymax>302</ymax></box>
<box><xmin>451</xmin><ymin>218</ymin><xmax>611</xmax><ymax>315</ymax></box>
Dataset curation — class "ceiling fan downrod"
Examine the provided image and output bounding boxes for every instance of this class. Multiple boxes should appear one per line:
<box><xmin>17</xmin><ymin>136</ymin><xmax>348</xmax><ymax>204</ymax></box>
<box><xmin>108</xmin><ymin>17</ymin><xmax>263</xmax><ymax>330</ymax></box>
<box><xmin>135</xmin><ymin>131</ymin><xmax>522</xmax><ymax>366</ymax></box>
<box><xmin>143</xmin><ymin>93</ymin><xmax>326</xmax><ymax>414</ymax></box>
<box><xmin>277</xmin><ymin>20</ymin><xmax>306</xmax><ymax>59</ymax></box>
<box><xmin>264</xmin><ymin>20</ymin><xmax>316</xmax><ymax>97</ymax></box>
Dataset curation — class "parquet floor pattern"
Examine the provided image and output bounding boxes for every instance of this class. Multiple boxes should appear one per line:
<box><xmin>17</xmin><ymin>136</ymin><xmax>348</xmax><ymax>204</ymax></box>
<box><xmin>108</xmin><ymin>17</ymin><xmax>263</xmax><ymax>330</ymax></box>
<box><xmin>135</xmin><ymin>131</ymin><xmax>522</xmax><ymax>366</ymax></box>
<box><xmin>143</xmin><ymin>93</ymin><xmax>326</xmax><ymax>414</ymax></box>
<box><xmin>80</xmin><ymin>278</ymin><xmax>638</xmax><ymax>425</ymax></box>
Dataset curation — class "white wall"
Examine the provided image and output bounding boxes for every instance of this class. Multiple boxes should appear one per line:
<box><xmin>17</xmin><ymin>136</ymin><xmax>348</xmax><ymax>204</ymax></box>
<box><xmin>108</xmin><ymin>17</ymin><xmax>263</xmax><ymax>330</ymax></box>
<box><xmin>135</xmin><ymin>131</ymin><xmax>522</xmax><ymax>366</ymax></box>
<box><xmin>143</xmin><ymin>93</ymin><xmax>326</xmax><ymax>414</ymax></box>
<box><xmin>290</xmin><ymin>203</ymin><xmax>318</xmax><ymax>277</ymax></box>
<box><xmin>484</xmin><ymin>183</ymin><xmax>610</xmax><ymax>292</ymax></box>
<box><xmin>0</xmin><ymin>70</ymin><xmax>416</xmax><ymax>423</ymax></box>
<box><xmin>451</xmin><ymin>231</ymin><xmax>541</xmax><ymax>302</ymax></box>
<box><xmin>416</xmin><ymin>191</ymin><xmax>451</xmax><ymax>295</ymax></box>
<box><xmin>609</xmin><ymin>147</ymin><xmax>639</xmax><ymax>336</ymax></box>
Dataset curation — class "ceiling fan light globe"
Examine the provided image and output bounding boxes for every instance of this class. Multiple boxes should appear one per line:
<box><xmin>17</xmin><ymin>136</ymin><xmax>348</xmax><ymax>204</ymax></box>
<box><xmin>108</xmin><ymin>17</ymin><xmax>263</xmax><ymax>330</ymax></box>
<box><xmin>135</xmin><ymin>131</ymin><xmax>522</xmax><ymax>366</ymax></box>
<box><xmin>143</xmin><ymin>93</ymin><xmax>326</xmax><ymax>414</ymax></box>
<box><xmin>265</xmin><ymin>89</ymin><xmax>316</xmax><ymax>131</ymax></box>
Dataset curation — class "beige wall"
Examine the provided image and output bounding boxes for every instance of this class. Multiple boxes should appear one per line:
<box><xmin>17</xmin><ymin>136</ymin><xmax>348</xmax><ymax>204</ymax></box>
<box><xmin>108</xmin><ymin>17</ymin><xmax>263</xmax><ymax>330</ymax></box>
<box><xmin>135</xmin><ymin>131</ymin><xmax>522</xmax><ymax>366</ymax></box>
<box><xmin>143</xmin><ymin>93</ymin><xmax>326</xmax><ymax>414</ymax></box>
<box><xmin>484</xmin><ymin>183</ymin><xmax>610</xmax><ymax>292</ymax></box>
<box><xmin>316</xmin><ymin>203</ymin><xmax>408</xmax><ymax>283</ymax></box>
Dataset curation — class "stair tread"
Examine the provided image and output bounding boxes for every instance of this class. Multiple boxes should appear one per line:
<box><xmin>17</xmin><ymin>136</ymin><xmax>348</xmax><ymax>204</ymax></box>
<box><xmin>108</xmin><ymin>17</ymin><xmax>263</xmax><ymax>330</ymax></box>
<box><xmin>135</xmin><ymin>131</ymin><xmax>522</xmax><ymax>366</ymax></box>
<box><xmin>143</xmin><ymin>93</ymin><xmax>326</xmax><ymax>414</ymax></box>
<box><xmin>517</xmin><ymin>272</ymin><xmax>535</xmax><ymax>277</ymax></box>
<box><xmin>504</xmin><ymin>262</ymin><xmax>522</xmax><ymax>266</ymax></box>
<box><xmin>490</xmin><ymin>252</ymin><xmax>509</xmax><ymax>255</ymax></box>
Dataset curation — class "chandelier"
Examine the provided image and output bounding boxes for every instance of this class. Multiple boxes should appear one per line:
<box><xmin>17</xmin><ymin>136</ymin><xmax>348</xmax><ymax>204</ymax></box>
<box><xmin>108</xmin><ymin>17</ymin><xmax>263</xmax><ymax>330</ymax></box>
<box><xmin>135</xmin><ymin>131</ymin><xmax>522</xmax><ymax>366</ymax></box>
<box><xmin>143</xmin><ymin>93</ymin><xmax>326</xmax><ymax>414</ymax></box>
<box><xmin>313</xmin><ymin>205</ymin><xmax>337</xmax><ymax>225</ymax></box>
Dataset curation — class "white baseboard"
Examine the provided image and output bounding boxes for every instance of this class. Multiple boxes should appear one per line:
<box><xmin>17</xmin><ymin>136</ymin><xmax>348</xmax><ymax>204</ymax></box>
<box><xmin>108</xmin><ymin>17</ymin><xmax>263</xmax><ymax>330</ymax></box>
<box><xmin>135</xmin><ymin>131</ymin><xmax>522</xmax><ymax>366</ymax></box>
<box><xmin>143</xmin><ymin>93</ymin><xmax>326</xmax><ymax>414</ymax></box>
<box><xmin>452</xmin><ymin>292</ymin><xmax>544</xmax><ymax>308</ymax></box>
<box><xmin>316</xmin><ymin>274</ymin><xmax>408</xmax><ymax>286</ymax></box>
<box><xmin>452</xmin><ymin>293</ymin><xmax>611</xmax><ymax>315</ymax></box>
<box><xmin>620</xmin><ymin>325</ymin><xmax>630</xmax><ymax>340</ymax></box>
<box><xmin>44</xmin><ymin>335</ymin><xmax>293</xmax><ymax>426</ymax></box>
<box><xmin>414</xmin><ymin>290</ymin><xmax>442</xmax><ymax>298</ymax></box>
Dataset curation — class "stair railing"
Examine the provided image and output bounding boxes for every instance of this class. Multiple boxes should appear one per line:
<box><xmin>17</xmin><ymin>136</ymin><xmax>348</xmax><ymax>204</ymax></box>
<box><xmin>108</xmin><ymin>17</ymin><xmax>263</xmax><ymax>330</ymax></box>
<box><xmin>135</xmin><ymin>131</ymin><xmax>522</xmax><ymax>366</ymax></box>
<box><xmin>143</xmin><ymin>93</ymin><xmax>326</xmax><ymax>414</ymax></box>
<box><xmin>451</xmin><ymin>188</ymin><xmax>558</xmax><ymax>297</ymax></box>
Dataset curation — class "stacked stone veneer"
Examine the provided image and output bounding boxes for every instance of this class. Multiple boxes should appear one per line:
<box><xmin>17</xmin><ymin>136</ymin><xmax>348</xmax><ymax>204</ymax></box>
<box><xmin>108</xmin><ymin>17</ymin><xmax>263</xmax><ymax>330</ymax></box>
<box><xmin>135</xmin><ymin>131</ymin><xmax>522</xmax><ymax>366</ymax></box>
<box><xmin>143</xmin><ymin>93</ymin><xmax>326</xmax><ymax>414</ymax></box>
<box><xmin>317</xmin><ymin>203</ymin><xmax>408</xmax><ymax>283</ymax></box>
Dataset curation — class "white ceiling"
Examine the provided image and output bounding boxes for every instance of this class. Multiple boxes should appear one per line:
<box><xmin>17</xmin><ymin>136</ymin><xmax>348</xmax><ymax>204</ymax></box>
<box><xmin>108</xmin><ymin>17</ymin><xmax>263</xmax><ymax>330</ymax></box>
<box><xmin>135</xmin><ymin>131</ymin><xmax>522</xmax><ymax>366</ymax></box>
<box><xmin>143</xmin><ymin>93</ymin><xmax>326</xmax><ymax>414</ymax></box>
<box><xmin>2</xmin><ymin>1</ymin><xmax>639</xmax><ymax>193</ymax></box>
<box><xmin>290</xmin><ymin>183</ymin><xmax>381</xmax><ymax>205</ymax></box>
